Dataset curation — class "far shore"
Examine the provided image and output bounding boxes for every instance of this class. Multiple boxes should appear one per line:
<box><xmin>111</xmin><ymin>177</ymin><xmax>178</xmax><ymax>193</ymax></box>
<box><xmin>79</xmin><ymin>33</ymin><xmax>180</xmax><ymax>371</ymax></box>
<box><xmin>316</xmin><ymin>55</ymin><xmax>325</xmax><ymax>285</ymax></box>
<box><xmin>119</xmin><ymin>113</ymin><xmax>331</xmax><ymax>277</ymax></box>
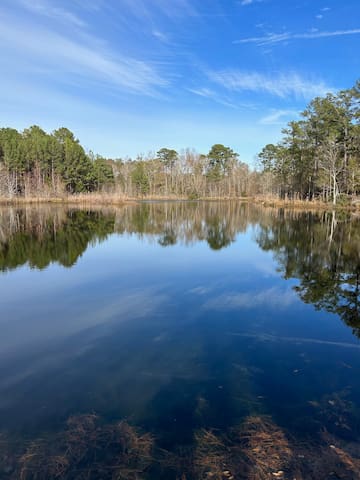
<box><xmin>0</xmin><ymin>194</ymin><xmax>359</xmax><ymax>211</ymax></box>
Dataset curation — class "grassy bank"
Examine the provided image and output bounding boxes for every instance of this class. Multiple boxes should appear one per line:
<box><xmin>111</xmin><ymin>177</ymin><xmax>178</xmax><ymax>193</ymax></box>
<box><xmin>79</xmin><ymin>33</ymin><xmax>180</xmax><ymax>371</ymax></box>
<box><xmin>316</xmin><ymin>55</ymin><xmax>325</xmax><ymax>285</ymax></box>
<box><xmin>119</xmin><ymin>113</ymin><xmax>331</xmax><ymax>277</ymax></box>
<box><xmin>252</xmin><ymin>195</ymin><xmax>360</xmax><ymax>212</ymax></box>
<box><xmin>0</xmin><ymin>193</ymin><xmax>359</xmax><ymax>211</ymax></box>
<box><xmin>0</xmin><ymin>193</ymin><xmax>135</xmax><ymax>206</ymax></box>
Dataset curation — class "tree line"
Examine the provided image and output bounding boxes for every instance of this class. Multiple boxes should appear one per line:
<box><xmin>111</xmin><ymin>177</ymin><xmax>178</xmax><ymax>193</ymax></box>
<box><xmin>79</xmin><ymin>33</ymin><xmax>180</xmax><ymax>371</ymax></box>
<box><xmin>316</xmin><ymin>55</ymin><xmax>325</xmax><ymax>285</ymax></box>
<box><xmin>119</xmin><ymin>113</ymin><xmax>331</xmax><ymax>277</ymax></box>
<box><xmin>0</xmin><ymin>80</ymin><xmax>359</xmax><ymax>202</ymax></box>
<box><xmin>0</xmin><ymin>126</ymin><xmax>114</xmax><ymax>197</ymax></box>
<box><xmin>258</xmin><ymin>80</ymin><xmax>360</xmax><ymax>204</ymax></box>
<box><xmin>0</xmin><ymin>126</ymin><xmax>250</xmax><ymax>198</ymax></box>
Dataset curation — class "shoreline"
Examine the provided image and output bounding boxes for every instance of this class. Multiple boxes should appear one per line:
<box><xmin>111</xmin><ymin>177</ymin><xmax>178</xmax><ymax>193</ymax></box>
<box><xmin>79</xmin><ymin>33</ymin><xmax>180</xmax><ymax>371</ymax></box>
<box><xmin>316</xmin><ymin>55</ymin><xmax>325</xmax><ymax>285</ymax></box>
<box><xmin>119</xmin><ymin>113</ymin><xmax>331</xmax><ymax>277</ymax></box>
<box><xmin>0</xmin><ymin>194</ymin><xmax>358</xmax><ymax>211</ymax></box>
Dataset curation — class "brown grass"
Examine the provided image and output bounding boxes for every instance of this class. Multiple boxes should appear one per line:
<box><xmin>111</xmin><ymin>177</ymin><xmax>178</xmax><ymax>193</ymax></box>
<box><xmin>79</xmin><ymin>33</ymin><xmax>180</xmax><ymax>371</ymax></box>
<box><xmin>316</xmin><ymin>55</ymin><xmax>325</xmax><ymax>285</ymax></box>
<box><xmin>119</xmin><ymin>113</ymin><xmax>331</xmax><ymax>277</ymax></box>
<box><xmin>2</xmin><ymin>193</ymin><xmax>359</xmax><ymax>211</ymax></box>
<box><xmin>252</xmin><ymin>194</ymin><xmax>360</xmax><ymax>211</ymax></box>
<box><xmin>3</xmin><ymin>413</ymin><xmax>360</xmax><ymax>479</ymax></box>
<box><xmin>233</xmin><ymin>416</ymin><xmax>292</xmax><ymax>479</ymax></box>
<box><xmin>17</xmin><ymin>414</ymin><xmax>154</xmax><ymax>480</ymax></box>
<box><xmin>0</xmin><ymin>193</ymin><xmax>136</xmax><ymax>206</ymax></box>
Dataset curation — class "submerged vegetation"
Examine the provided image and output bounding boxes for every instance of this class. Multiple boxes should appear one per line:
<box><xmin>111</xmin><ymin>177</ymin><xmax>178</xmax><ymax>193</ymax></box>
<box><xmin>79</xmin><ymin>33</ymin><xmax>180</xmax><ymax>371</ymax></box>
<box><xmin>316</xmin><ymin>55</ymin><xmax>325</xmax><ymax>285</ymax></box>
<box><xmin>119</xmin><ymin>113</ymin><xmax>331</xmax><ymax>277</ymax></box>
<box><xmin>1</xmin><ymin>413</ymin><xmax>360</xmax><ymax>479</ymax></box>
<box><xmin>0</xmin><ymin>81</ymin><xmax>359</xmax><ymax>204</ymax></box>
<box><xmin>3</xmin><ymin>414</ymin><xmax>154</xmax><ymax>480</ymax></box>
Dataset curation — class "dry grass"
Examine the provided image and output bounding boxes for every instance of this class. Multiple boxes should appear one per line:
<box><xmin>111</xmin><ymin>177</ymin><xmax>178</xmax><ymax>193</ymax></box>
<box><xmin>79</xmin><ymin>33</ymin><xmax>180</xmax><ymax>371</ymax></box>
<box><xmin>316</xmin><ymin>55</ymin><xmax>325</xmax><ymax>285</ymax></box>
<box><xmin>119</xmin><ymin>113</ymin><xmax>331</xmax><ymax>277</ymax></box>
<box><xmin>0</xmin><ymin>194</ymin><xmax>136</xmax><ymax>206</ymax></box>
<box><xmin>253</xmin><ymin>195</ymin><xmax>330</xmax><ymax>210</ymax></box>
<box><xmin>233</xmin><ymin>416</ymin><xmax>292</xmax><ymax>480</ymax></box>
<box><xmin>2</xmin><ymin>414</ymin><xmax>360</xmax><ymax>479</ymax></box>
<box><xmin>17</xmin><ymin>414</ymin><xmax>154</xmax><ymax>480</ymax></box>
<box><xmin>191</xmin><ymin>417</ymin><xmax>293</xmax><ymax>480</ymax></box>
<box><xmin>2</xmin><ymin>193</ymin><xmax>359</xmax><ymax>212</ymax></box>
<box><xmin>192</xmin><ymin>415</ymin><xmax>360</xmax><ymax>480</ymax></box>
<box><xmin>193</xmin><ymin>429</ymin><xmax>230</xmax><ymax>479</ymax></box>
<box><xmin>253</xmin><ymin>194</ymin><xmax>360</xmax><ymax>211</ymax></box>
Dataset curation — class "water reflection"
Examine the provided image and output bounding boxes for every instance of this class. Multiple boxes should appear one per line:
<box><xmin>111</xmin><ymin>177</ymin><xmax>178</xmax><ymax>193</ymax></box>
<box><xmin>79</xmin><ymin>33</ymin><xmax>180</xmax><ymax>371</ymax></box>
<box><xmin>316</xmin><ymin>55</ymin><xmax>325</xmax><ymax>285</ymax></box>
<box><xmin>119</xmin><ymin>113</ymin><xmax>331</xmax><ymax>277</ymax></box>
<box><xmin>256</xmin><ymin>209</ymin><xmax>360</xmax><ymax>336</ymax></box>
<box><xmin>1</xmin><ymin>203</ymin><xmax>359</xmax><ymax>336</ymax></box>
<box><xmin>0</xmin><ymin>207</ymin><xmax>114</xmax><ymax>270</ymax></box>
<box><xmin>0</xmin><ymin>202</ymin><xmax>253</xmax><ymax>272</ymax></box>
<box><xmin>0</xmin><ymin>203</ymin><xmax>360</xmax><ymax>479</ymax></box>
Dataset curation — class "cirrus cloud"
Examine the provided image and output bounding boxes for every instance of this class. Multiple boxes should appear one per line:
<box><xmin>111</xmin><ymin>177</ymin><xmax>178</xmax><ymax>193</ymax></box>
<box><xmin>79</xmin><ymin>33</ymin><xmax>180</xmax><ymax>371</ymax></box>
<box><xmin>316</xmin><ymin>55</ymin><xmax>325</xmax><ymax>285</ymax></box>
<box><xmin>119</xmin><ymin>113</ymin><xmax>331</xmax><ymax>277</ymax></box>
<box><xmin>207</xmin><ymin>70</ymin><xmax>333</xmax><ymax>99</ymax></box>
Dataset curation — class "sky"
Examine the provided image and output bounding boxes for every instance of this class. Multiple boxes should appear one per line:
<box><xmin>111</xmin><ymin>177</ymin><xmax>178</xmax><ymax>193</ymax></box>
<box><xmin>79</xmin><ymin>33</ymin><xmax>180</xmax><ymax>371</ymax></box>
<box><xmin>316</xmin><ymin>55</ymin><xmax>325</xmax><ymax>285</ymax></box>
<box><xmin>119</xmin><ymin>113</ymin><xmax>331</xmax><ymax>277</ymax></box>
<box><xmin>0</xmin><ymin>0</ymin><xmax>359</xmax><ymax>165</ymax></box>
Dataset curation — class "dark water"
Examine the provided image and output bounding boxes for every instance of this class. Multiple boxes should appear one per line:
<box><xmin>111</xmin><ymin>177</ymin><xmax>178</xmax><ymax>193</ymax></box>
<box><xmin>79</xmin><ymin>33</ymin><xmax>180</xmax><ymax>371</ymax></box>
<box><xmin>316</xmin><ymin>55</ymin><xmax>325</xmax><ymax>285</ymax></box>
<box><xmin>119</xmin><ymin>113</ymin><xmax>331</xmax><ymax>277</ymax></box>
<box><xmin>0</xmin><ymin>202</ymin><xmax>360</xmax><ymax>478</ymax></box>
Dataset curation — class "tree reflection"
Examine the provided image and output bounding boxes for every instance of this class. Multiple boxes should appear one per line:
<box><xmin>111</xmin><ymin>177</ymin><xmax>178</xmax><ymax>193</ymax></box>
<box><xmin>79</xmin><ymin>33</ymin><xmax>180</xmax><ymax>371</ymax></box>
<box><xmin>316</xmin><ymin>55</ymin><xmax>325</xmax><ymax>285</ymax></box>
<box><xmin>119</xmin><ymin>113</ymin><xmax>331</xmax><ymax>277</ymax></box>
<box><xmin>0</xmin><ymin>202</ymin><xmax>250</xmax><ymax>270</ymax></box>
<box><xmin>256</xmin><ymin>209</ymin><xmax>360</xmax><ymax>336</ymax></box>
<box><xmin>0</xmin><ymin>208</ymin><xmax>115</xmax><ymax>271</ymax></box>
<box><xmin>1</xmin><ymin>203</ymin><xmax>360</xmax><ymax>337</ymax></box>
<box><xmin>205</xmin><ymin>215</ymin><xmax>234</xmax><ymax>250</ymax></box>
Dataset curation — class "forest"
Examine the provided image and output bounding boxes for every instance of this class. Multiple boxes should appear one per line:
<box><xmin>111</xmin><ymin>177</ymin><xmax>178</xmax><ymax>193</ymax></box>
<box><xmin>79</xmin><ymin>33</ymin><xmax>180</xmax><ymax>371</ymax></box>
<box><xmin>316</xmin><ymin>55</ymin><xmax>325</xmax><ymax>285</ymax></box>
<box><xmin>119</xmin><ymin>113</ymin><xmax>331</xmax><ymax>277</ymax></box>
<box><xmin>0</xmin><ymin>81</ymin><xmax>359</xmax><ymax>204</ymax></box>
<box><xmin>258</xmin><ymin>80</ymin><xmax>360</xmax><ymax>204</ymax></box>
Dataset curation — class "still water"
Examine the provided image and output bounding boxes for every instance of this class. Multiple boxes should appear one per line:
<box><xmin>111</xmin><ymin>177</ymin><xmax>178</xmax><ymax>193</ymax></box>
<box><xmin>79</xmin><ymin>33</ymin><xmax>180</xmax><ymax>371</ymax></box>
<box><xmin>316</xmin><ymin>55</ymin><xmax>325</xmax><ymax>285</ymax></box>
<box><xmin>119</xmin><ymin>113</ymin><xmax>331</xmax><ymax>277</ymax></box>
<box><xmin>0</xmin><ymin>202</ymin><xmax>359</xmax><ymax>479</ymax></box>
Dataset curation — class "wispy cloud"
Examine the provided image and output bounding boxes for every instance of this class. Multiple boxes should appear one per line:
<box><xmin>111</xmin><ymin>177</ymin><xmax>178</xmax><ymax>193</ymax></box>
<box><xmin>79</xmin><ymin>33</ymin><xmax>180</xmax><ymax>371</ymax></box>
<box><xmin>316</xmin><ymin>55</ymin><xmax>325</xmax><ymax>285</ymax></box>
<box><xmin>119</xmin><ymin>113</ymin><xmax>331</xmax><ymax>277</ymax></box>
<box><xmin>188</xmin><ymin>87</ymin><xmax>237</xmax><ymax>108</ymax></box>
<box><xmin>17</xmin><ymin>0</ymin><xmax>86</xmax><ymax>27</ymax></box>
<box><xmin>240</xmin><ymin>0</ymin><xmax>263</xmax><ymax>5</ymax></box>
<box><xmin>234</xmin><ymin>28</ymin><xmax>360</xmax><ymax>46</ymax></box>
<box><xmin>259</xmin><ymin>109</ymin><xmax>299</xmax><ymax>125</ymax></box>
<box><xmin>207</xmin><ymin>70</ymin><xmax>332</xmax><ymax>99</ymax></box>
<box><xmin>0</xmin><ymin>16</ymin><xmax>167</xmax><ymax>96</ymax></box>
<box><xmin>152</xmin><ymin>29</ymin><xmax>170</xmax><ymax>43</ymax></box>
<box><xmin>119</xmin><ymin>0</ymin><xmax>197</xmax><ymax>21</ymax></box>
<box><xmin>203</xmin><ymin>287</ymin><xmax>297</xmax><ymax>311</ymax></box>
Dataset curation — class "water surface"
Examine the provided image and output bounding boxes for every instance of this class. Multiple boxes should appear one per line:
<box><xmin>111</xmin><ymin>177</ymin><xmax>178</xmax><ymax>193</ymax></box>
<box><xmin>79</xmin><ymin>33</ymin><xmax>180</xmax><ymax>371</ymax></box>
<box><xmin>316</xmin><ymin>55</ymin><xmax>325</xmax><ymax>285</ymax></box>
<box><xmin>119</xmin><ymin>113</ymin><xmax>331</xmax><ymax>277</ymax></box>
<box><xmin>0</xmin><ymin>202</ymin><xmax>359</xmax><ymax>478</ymax></box>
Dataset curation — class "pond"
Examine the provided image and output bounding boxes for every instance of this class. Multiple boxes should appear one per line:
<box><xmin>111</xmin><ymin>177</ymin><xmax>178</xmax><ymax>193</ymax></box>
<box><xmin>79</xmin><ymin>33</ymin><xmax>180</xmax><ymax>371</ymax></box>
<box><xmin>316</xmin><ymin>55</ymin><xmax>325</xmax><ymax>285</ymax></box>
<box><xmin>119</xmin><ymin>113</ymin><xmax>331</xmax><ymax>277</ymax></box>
<box><xmin>0</xmin><ymin>202</ymin><xmax>359</xmax><ymax>479</ymax></box>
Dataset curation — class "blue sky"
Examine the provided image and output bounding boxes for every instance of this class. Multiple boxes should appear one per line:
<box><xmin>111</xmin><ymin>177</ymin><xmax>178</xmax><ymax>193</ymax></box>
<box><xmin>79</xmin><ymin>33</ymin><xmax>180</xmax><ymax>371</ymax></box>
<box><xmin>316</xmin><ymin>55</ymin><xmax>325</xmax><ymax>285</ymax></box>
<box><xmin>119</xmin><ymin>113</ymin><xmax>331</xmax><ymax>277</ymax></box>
<box><xmin>0</xmin><ymin>0</ymin><xmax>359</xmax><ymax>164</ymax></box>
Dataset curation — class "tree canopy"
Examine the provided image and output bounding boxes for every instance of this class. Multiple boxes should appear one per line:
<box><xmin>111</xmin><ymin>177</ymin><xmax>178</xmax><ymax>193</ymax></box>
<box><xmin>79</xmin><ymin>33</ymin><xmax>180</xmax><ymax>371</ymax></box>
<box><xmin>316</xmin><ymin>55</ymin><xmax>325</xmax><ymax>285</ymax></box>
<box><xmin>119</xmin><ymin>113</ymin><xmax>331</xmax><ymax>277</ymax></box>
<box><xmin>257</xmin><ymin>81</ymin><xmax>360</xmax><ymax>204</ymax></box>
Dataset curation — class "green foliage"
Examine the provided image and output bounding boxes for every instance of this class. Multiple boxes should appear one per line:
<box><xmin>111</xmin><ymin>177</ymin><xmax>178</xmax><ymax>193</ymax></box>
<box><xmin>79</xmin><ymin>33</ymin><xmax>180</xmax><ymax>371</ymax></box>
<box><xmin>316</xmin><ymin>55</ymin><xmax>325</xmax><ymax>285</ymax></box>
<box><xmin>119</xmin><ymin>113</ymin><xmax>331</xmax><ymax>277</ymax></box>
<box><xmin>207</xmin><ymin>144</ymin><xmax>238</xmax><ymax>181</ymax></box>
<box><xmin>61</xmin><ymin>139</ymin><xmax>95</xmax><ymax>192</ymax></box>
<box><xmin>0</xmin><ymin>128</ymin><xmax>26</xmax><ymax>172</ymax></box>
<box><xmin>131</xmin><ymin>161</ymin><xmax>150</xmax><ymax>195</ymax></box>
<box><xmin>1</xmin><ymin>80</ymin><xmax>359</xmax><ymax>202</ymax></box>
<box><xmin>0</xmin><ymin>126</ymin><xmax>116</xmax><ymax>195</ymax></box>
<box><xmin>188</xmin><ymin>191</ymin><xmax>200</xmax><ymax>200</ymax></box>
<box><xmin>336</xmin><ymin>193</ymin><xmax>351</xmax><ymax>207</ymax></box>
<box><xmin>93</xmin><ymin>156</ymin><xmax>115</xmax><ymax>189</ymax></box>
<box><xmin>258</xmin><ymin>144</ymin><xmax>280</xmax><ymax>172</ymax></box>
<box><xmin>257</xmin><ymin>80</ymin><xmax>360</xmax><ymax>203</ymax></box>
<box><xmin>156</xmin><ymin>147</ymin><xmax>178</xmax><ymax>171</ymax></box>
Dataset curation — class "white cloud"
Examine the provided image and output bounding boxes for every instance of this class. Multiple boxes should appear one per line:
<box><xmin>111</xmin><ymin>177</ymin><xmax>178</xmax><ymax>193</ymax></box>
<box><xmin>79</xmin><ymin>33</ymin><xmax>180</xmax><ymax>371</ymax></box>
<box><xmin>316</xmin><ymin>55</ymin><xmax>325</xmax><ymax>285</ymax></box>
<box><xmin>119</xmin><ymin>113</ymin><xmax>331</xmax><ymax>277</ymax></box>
<box><xmin>0</xmin><ymin>16</ymin><xmax>167</xmax><ymax>96</ymax></box>
<box><xmin>119</xmin><ymin>0</ymin><xmax>197</xmax><ymax>20</ymax></box>
<box><xmin>152</xmin><ymin>29</ymin><xmax>169</xmax><ymax>43</ymax></box>
<box><xmin>259</xmin><ymin>109</ymin><xmax>299</xmax><ymax>125</ymax></box>
<box><xmin>207</xmin><ymin>70</ymin><xmax>332</xmax><ymax>99</ymax></box>
<box><xmin>189</xmin><ymin>286</ymin><xmax>212</xmax><ymax>295</ymax></box>
<box><xmin>188</xmin><ymin>87</ymin><xmax>237</xmax><ymax>108</ymax></box>
<box><xmin>203</xmin><ymin>287</ymin><xmax>297</xmax><ymax>311</ymax></box>
<box><xmin>17</xmin><ymin>0</ymin><xmax>86</xmax><ymax>27</ymax></box>
<box><xmin>0</xmin><ymin>286</ymin><xmax>168</xmax><ymax>358</ymax></box>
<box><xmin>234</xmin><ymin>28</ymin><xmax>360</xmax><ymax>46</ymax></box>
<box><xmin>240</xmin><ymin>0</ymin><xmax>263</xmax><ymax>5</ymax></box>
<box><xmin>316</xmin><ymin>14</ymin><xmax>323</xmax><ymax>19</ymax></box>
